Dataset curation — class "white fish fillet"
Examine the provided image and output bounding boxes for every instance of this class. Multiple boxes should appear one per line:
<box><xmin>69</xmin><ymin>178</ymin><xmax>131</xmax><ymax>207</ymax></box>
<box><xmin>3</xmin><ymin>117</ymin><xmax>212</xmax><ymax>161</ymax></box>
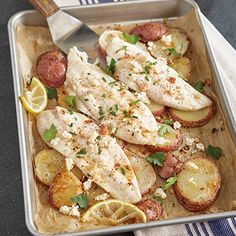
<box><xmin>37</xmin><ymin>106</ymin><xmax>141</xmax><ymax>203</ymax></box>
<box><xmin>64</xmin><ymin>47</ymin><xmax>173</xmax><ymax>146</ymax></box>
<box><xmin>99</xmin><ymin>30</ymin><xmax>212</xmax><ymax>111</ymax></box>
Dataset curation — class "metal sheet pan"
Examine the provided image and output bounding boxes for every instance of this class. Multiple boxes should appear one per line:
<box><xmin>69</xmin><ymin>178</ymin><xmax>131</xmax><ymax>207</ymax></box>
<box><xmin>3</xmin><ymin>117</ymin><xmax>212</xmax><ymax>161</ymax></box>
<box><xmin>8</xmin><ymin>0</ymin><xmax>236</xmax><ymax>235</ymax></box>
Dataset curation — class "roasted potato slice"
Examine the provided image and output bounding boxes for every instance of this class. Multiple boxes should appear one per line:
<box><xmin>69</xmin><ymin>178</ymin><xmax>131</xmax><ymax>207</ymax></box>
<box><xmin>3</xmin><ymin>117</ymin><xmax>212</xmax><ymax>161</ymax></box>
<box><xmin>125</xmin><ymin>150</ymin><xmax>156</xmax><ymax>195</ymax></box>
<box><xmin>168</xmin><ymin>104</ymin><xmax>215</xmax><ymax>128</ymax></box>
<box><xmin>168</xmin><ymin>57</ymin><xmax>191</xmax><ymax>81</ymax></box>
<box><xmin>147</xmin><ymin>28</ymin><xmax>189</xmax><ymax>60</ymax></box>
<box><xmin>147</xmin><ymin>100</ymin><xmax>166</xmax><ymax>118</ymax></box>
<box><xmin>34</xmin><ymin>149</ymin><xmax>66</xmax><ymax>186</ymax></box>
<box><xmin>173</xmin><ymin>158</ymin><xmax>221</xmax><ymax>212</ymax></box>
<box><xmin>49</xmin><ymin>171</ymin><xmax>83</xmax><ymax>208</ymax></box>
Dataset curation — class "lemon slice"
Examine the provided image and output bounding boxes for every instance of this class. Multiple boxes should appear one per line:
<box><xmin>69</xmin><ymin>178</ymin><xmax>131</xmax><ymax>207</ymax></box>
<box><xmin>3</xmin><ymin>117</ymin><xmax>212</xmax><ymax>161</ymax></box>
<box><xmin>20</xmin><ymin>77</ymin><xmax>47</xmax><ymax>114</ymax></box>
<box><xmin>82</xmin><ymin>199</ymin><xmax>147</xmax><ymax>226</ymax></box>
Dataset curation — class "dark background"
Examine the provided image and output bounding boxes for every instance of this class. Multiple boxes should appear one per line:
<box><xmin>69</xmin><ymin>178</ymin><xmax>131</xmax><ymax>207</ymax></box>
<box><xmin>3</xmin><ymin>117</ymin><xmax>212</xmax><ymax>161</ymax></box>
<box><xmin>0</xmin><ymin>0</ymin><xmax>235</xmax><ymax>235</ymax></box>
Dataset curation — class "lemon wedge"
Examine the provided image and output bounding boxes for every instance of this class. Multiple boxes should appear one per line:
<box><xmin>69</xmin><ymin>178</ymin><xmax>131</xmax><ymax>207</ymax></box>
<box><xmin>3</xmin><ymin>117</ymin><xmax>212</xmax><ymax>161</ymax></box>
<box><xmin>82</xmin><ymin>199</ymin><xmax>147</xmax><ymax>225</ymax></box>
<box><xmin>20</xmin><ymin>77</ymin><xmax>47</xmax><ymax>114</ymax></box>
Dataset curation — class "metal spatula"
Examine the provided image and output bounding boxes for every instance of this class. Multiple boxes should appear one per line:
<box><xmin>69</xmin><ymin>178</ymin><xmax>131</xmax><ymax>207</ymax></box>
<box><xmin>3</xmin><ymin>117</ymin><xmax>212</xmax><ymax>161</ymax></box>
<box><xmin>28</xmin><ymin>0</ymin><xmax>99</xmax><ymax>56</ymax></box>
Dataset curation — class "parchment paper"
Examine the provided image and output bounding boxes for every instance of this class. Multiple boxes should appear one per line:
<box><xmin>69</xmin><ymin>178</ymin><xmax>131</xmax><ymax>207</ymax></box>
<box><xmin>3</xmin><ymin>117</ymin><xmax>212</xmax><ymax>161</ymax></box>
<box><xmin>16</xmin><ymin>8</ymin><xmax>236</xmax><ymax>234</ymax></box>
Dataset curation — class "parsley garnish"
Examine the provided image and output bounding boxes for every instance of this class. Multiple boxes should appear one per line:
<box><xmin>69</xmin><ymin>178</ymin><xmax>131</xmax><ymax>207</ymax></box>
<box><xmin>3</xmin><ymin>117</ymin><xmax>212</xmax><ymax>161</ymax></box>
<box><xmin>167</xmin><ymin>48</ymin><xmax>181</xmax><ymax>57</ymax></box>
<box><xmin>98</xmin><ymin>147</ymin><xmax>102</xmax><ymax>155</ymax></box>
<box><xmin>64</xmin><ymin>95</ymin><xmax>76</xmax><ymax>108</ymax></box>
<box><xmin>102</xmin><ymin>77</ymin><xmax>107</xmax><ymax>82</ymax></box>
<box><xmin>163</xmin><ymin>119</ymin><xmax>174</xmax><ymax>125</ymax></box>
<box><xmin>98</xmin><ymin>106</ymin><xmax>104</xmax><ymax>120</ymax></box>
<box><xmin>206</xmin><ymin>145</ymin><xmax>222</xmax><ymax>159</ymax></box>
<box><xmin>144</xmin><ymin>64</ymin><xmax>151</xmax><ymax>74</ymax></box>
<box><xmin>155</xmin><ymin>196</ymin><xmax>164</xmax><ymax>205</ymax></box>
<box><xmin>115</xmin><ymin>45</ymin><xmax>127</xmax><ymax>54</ymax></box>
<box><xmin>46</xmin><ymin>87</ymin><xmax>57</xmax><ymax>99</ymax></box>
<box><xmin>43</xmin><ymin>124</ymin><xmax>57</xmax><ymax>141</ymax></box>
<box><xmin>102</xmin><ymin>93</ymin><xmax>106</xmax><ymax>98</ymax></box>
<box><xmin>96</xmin><ymin>135</ymin><xmax>101</xmax><ymax>140</ymax></box>
<box><xmin>120</xmin><ymin>167</ymin><xmax>126</xmax><ymax>175</ymax></box>
<box><xmin>109</xmin><ymin>104</ymin><xmax>119</xmax><ymax>116</ymax></box>
<box><xmin>191</xmin><ymin>81</ymin><xmax>205</xmax><ymax>93</ymax></box>
<box><xmin>147</xmin><ymin>152</ymin><xmax>165</xmax><ymax>166</ymax></box>
<box><xmin>164</xmin><ymin>174</ymin><xmax>177</xmax><ymax>190</ymax></box>
<box><xmin>69</xmin><ymin>131</ymin><xmax>76</xmax><ymax>136</ymax></box>
<box><xmin>123</xmin><ymin>32</ymin><xmax>140</xmax><ymax>44</ymax></box>
<box><xmin>76</xmin><ymin>148</ymin><xmax>87</xmax><ymax>158</ymax></box>
<box><xmin>158</xmin><ymin>125</ymin><xmax>171</xmax><ymax>136</ymax></box>
<box><xmin>105</xmin><ymin>58</ymin><xmax>116</xmax><ymax>74</ymax></box>
<box><xmin>71</xmin><ymin>193</ymin><xmax>89</xmax><ymax>209</ymax></box>
<box><xmin>131</xmin><ymin>99</ymin><xmax>140</xmax><ymax>105</ymax></box>
<box><xmin>123</xmin><ymin>110</ymin><xmax>138</xmax><ymax>119</ymax></box>
<box><xmin>84</xmin><ymin>98</ymin><xmax>89</xmax><ymax>101</ymax></box>
<box><xmin>67</xmin><ymin>108</ymin><xmax>73</xmax><ymax>114</ymax></box>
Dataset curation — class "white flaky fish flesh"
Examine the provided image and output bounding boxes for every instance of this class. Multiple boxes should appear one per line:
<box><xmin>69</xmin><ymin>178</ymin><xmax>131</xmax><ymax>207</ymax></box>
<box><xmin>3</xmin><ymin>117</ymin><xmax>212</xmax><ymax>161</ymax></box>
<box><xmin>37</xmin><ymin>106</ymin><xmax>141</xmax><ymax>203</ymax></box>
<box><xmin>99</xmin><ymin>30</ymin><xmax>212</xmax><ymax>111</ymax></box>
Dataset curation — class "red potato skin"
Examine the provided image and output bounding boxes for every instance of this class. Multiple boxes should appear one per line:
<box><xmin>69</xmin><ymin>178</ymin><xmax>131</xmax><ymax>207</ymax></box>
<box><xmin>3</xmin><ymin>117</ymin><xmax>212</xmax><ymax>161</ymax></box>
<box><xmin>136</xmin><ymin>199</ymin><xmax>163</xmax><ymax>221</ymax></box>
<box><xmin>36</xmin><ymin>50</ymin><xmax>67</xmax><ymax>88</ymax></box>
<box><xmin>157</xmin><ymin>154</ymin><xmax>182</xmax><ymax>179</ymax></box>
<box><xmin>152</xmin><ymin>107</ymin><xmax>166</xmax><ymax>118</ymax></box>
<box><xmin>146</xmin><ymin>131</ymin><xmax>183</xmax><ymax>152</ymax></box>
<box><xmin>168</xmin><ymin>103</ymin><xmax>216</xmax><ymax>128</ymax></box>
<box><xmin>130</xmin><ymin>22</ymin><xmax>168</xmax><ymax>42</ymax></box>
<box><xmin>173</xmin><ymin>182</ymin><xmax>221</xmax><ymax>212</ymax></box>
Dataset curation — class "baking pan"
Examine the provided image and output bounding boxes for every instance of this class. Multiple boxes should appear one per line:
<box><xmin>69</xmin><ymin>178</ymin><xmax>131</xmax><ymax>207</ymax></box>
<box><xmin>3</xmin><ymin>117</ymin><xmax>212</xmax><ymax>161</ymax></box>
<box><xmin>8</xmin><ymin>0</ymin><xmax>236</xmax><ymax>235</ymax></box>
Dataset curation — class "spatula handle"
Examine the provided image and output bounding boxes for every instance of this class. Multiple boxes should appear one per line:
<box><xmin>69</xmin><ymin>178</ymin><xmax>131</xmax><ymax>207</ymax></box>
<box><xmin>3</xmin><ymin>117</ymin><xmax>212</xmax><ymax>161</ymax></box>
<box><xmin>28</xmin><ymin>0</ymin><xmax>59</xmax><ymax>18</ymax></box>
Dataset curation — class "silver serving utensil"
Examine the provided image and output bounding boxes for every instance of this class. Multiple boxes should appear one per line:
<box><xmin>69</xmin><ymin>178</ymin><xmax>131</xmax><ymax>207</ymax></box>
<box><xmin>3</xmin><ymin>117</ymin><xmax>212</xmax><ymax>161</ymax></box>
<box><xmin>28</xmin><ymin>0</ymin><xmax>99</xmax><ymax>58</ymax></box>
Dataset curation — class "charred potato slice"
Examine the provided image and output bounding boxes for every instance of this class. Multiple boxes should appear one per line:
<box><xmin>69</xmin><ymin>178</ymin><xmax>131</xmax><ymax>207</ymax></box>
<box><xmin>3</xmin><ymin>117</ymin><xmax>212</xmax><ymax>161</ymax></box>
<box><xmin>173</xmin><ymin>158</ymin><xmax>221</xmax><ymax>212</ymax></box>
<box><xmin>49</xmin><ymin>171</ymin><xmax>83</xmax><ymax>208</ymax></box>
<box><xmin>34</xmin><ymin>149</ymin><xmax>66</xmax><ymax>185</ymax></box>
<box><xmin>147</xmin><ymin>100</ymin><xmax>166</xmax><ymax>118</ymax></box>
<box><xmin>168</xmin><ymin>57</ymin><xmax>191</xmax><ymax>81</ymax></box>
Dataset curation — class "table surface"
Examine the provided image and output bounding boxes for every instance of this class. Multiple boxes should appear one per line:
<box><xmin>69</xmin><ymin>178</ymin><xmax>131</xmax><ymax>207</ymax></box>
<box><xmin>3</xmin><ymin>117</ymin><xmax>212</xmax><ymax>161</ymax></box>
<box><xmin>0</xmin><ymin>0</ymin><xmax>236</xmax><ymax>235</ymax></box>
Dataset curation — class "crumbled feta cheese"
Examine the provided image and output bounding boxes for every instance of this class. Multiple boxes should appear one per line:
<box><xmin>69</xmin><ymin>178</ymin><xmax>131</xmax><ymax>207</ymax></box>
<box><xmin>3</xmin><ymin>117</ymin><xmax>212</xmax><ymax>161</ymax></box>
<box><xmin>196</xmin><ymin>143</ymin><xmax>205</xmax><ymax>152</ymax></box>
<box><xmin>186</xmin><ymin>137</ymin><xmax>195</xmax><ymax>146</ymax></box>
<box><xmin>154</xmin><ymin>188</ymin><xmax>167</xmax><ymax>199</ymax></box>
<box><xmin>50</xmin><ymin>137</ymin><xmax>60</xmax><ymax>146</ymax></box>
<box><xmin>65</xmin><ymin>158</ymin><xmax>74</xmax><ymax>171</ymax></box>
<box><xmin>173</xmin><ymin>121</ymin><xmax>181</xmax><ymax>130</ymax></box>
<box><xmin>59</xmin><ymin>205</ymin><xmax>80</xmax><ymax>218</ymax></box>
<box><xmin>95</xmin><ymin>193</ymin><xmax>110</xmax><ymax>201</ymax></box>
<box><xmin>161</xmin><ymin>34</ymin><xmax>172</xmax><ymax>45</ymax></box>
<box><xmin>62</xmin><ymin>131</ymin><xmax>72</xmax><ymax>139</ymax></box>
<box><xmin>83</xmin><ymin>179</ymin><xmax>92</xmax><ymax>191</ymax></box>
<box><xmin>186</xmin><ymin>161</ymin><xmax>199</xmax><ymax>170</ymax></box>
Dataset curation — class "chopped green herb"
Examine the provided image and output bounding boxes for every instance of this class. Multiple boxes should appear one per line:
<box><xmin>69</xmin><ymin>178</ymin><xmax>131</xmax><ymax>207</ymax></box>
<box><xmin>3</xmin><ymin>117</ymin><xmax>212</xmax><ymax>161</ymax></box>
<box><xmin>167</xmin><ymin>48</ymin><xmax>181</xmax><ymax>57</ymax></box>
<box><xmin>71</xmin><ymin>193</ymin><xmax>89</xmax><ymax>209</ymax></box>
<box><xmin>144</xmin><ymin>64</ymin><xmax>151</xmax><ymax>74</ymax></box>
<box><xmin>102</xmin><ymin>93</ymin><xmax>106</xmax><ymax>98</ymax></box>
<box><xmin>64</xmin><ymin>95</ymin><xmax>76</xmax><ymax>108</ymax></box>
<box><xmin>69</xmin><ymin>123</ymin><xmax>73</xmax><ymax>127</ymax></box>
<box><xmin>108</xmin><ymin>81</ymin><xmax>117</xmax><ymax>86</ymax></box>
<box><xmin>206</xmin><ymin>145</ymin><xmax>222</xmax><ymax>159</ymax></box>
<box><xmin>109</xmin><ymin>104</ymin><xmax>119</xmax><ymax>116</ymax></box>
<box><xmin>43</xmin><ymin>124</ymin><xmax>57</xmax><ymax>142</ymax></box>
<box><xmin>102</xmin><ymin>77</ymin><xmax>107</xmax><ymax>82</ymax></box>
<box><xmin>67</xmin><ymin>108</ymin><xmax>74</xmax><ymax>115</ymax></box>
<box><xmin>46</xmin><ymin>87</ymin><xmax>57</xmax><ymax>99</ymax></box>
<box><xmin>145</xmin><ymin>76</ymin><xmax>150</xmax><ymax>81</ymax></box>
<box><xmin>191</xmin><ymin>81</ymin><xmax>205</xmax><ymax>93</ymax></box>
<box><xmin>128</xmin><ymin>73</ymin><xmax>132</xmax><ymax>76</ymax></box>
<box><xmin>155</xmin><ymin>196</ymin><xmax>164</xmax><ymax>205</ymax></box>
<box><xmin>105</xmin><ymin>58</ymin><xmax>116</xmax><ymax>74</ymax></box>
<box><xmin>76</xmin><ymin>148</ymin><xmax>87</xmax><ymax>158</ymax></box>
<box><xmin>115</xmin><ymin>45</ymin><xmax>127</xmax><ymax>54</ymax></box>
<box><xmin>164</xmin><ymin>174</ymin><xmax>177</xmax><ymax>190</ymax></box>
<box><xmin>131</xmin><ymin>99</ymin><xmax>140</xmax><ymax>105</ymax></box>
<box><xmin>163</xmin><ymin>119</ymin><xmax>174</xmax><ymax>125</ymax></box>
<box><xmin>84</xmin><ymin>98</ymin><xmax>89</xmax><ymax>101</ymax></box>
<box><xmin>69</xmin><ymin>131</ymin><xmax>76</xmax><ymax>136</ymax></box>
<box><xmin>96</xmin><ymin>135</ymin><xmax>101</xmax><ymax>140</ymax></box>
<box><xmin>163</xmin><ymin>17</ymin><xmax>169</xmax><ymax>24</ymax></box>
<box><xmin>98</xmin><ymin>147</ymin><xmax>102</xmax><ymax>155</ymax></box>
<box><xmin>98</xmin><ymin>115</ymin><xmax>105</xmax><ymax>121</ymax></box>
<box><xmin>120</xmin><ymin>167</ymin><xmax>126</xmax><ymax>175</ymax></box>
<box><xmin>98</xmin><ymin>106</ymin><xmax>104</xmax><ymax>120</ymax></box>
<box><xmin>123</xmin><ymin>32</ymin><xmax>140</xmax><ymax>44</ymax></box>
<box><xmin>158</xmin><ymin>125</ymin><xmax>171</xmax><ymax>136</ymax></box>
<box><xmin>147</xmin><ymin>152</ymin><xmax>165</xmax><ymax>166</ymax></box>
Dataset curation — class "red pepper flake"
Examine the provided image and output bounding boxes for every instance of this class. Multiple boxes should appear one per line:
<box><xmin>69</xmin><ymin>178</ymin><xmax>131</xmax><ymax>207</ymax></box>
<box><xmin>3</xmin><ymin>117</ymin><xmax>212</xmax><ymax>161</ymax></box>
<box><xmin>168</xmin><ymin>77</ymin><xmax>176</xmax><ymax>83</ymax></box>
